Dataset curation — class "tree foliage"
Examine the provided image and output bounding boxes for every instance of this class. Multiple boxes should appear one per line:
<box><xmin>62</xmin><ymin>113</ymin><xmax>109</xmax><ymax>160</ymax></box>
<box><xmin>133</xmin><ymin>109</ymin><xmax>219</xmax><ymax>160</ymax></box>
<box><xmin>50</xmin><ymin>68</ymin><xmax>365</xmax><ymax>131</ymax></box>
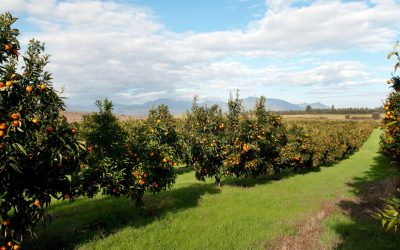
<box><xmin>0</xmin><ymin>13</ymin><xmax>85</xmax><ymax>247</ymax></box>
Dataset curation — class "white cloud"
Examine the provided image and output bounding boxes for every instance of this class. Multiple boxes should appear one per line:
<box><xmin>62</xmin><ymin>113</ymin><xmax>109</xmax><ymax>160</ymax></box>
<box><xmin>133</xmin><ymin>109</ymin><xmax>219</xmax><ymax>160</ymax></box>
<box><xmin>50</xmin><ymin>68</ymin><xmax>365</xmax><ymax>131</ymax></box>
<box><xmin>0</xmin><ymin>0</ymin><xmax>397</xmax><ymax>107</ymax></box>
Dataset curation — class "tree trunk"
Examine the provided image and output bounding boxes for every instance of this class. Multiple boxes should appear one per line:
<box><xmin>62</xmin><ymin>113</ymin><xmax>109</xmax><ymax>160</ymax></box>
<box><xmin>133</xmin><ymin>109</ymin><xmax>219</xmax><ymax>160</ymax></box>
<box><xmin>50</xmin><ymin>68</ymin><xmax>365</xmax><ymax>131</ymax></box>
<box><xmin>135</xmin><ymin>189</ymin><xmax>144</xmax><ymax>207</ymax></box>
<box><xmin>215</xmin><ymin>177</ymin><xmax>221</xmax><ymax>187</ymax></box>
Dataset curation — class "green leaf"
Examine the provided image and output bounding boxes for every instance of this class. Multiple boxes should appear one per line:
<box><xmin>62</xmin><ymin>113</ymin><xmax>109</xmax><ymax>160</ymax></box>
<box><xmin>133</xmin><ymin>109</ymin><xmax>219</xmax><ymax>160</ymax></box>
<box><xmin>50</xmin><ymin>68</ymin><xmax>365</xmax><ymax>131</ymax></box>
<box><xmin>388</xmin><ymin>51</ymin><xmax>397</xmax><ymax>59</ymax></box>
<box><xmin>10</xmin><ymin>163</ymin><xmax>22</xmax><ymax>173</ymax></box>
<box><xmin>13</xmin><ymin>143</ymin><xmax>27</xmax><ymax>156</ymax></box>
<box><xmin>395</xmin><ymin>62</ymin><xmax>400</xmax><ymax>72</ymax></box>
<box><xmin>382</xmin><ymin>219</ymin><xmax>387</xmax><ymax>228</ymax></box>
<box><xmin>387</xmin><ymin>219</ymin><xmax>397</xmax><ymax>231</ymax></box>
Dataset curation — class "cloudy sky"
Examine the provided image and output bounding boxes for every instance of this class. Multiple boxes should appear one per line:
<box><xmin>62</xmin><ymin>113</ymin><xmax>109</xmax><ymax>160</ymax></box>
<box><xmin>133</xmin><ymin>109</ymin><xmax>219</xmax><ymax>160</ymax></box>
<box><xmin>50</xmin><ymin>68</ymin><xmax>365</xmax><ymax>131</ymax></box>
<box><xmin>0</xmin><ymin>0</ymin><xmax>398</xmax><ymax>108</ymax></box>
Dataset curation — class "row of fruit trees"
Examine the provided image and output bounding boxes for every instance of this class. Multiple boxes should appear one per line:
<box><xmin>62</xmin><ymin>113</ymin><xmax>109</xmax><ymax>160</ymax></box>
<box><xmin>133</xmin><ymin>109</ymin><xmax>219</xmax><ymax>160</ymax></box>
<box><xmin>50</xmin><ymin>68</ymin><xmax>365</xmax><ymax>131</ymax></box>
<box><xmin>0</xmin><ymin>13</ymin><xmax>376</xmax><ymax>248</ymax></box>
<box><xmin>376</xmin><ymin>41</ymin><xmax>400</xmax><ymax>232</ymax></box>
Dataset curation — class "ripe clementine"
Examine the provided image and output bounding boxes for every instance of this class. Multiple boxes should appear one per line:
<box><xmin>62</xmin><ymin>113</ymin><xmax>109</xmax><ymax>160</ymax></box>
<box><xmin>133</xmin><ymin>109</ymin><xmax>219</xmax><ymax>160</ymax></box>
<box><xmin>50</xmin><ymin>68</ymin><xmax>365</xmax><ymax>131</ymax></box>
<box><xmin>10</xmin><ymin>113</ymin><xmax>19</xmax><ymax>120</ymax></box>
<box><xmin>0</xmin><ymin>130</ymin><xmax>5</xmax><ymax>138</ymax></box>
<box><xmin>28</xmin><ymin>152</ymin><xmax>34</xmax><ymax>160</ymax></box>
<box><xmin>11</xmin><ymin>48</ymin><xmax>18</xmax><ymax>56</ymax></box>
<box><xmin>6</xmin><ymin>242</ymin><xmax>12</xmax><ymax>247</ymax></box>
<box><xmin>0</xmin><ymin>122</ymin><xmax>6</xmax><ymax>130</ymax></box>
<box><xmin>0</xmin><ymin>246</ymin><xmax>6</xmax><ymax>250</ymax></box>
<box><xmin>46</xmin><ymin>125</ymin><xmax>54</xmax><ymax>133</ymax></box>
<box><xmin>33</xmin><ymin>200</ymin><xmax>41</xmax><ymax>207</ymax></box>
<box><xmin>5</xmin><ymin>81</ymin><xmax>13</xmax><ymax>87</ymax></box>
<box><xmin>26</xmin><ymin>85</ymin><xmax>33</xmax><ymax>93</ymax></box>
<box><xmin>12</xmin><ymin>120</ymin><xmax>19</xmax><ymax>127</ymax></box>
<box><xmin>40</xmin><ymin>83</ymin><xmax>46</xmax><ymax>90</ymax></box>
<box><xmin>71</xmin><ymin>128</ymin><xmax>78</xmax><ymax>134</ymax></box>
<box><xmin>0</xmin><ymin>82</ymin><xmax>4</xmax><ymax>87</ymax></box>
<box><xmin>13</xmin><ymin>244</ymin><xmax>21</xmax><ymax>250</ymax></box>
<box><xmin>2</xmin><ymin>218</ymin><xmax>10</xmax><ymax>226</ymax></box>
<box><xmin>4</xmin><ymin>44</ymin><xmax>12</xmax><ymax>51</ymax></box>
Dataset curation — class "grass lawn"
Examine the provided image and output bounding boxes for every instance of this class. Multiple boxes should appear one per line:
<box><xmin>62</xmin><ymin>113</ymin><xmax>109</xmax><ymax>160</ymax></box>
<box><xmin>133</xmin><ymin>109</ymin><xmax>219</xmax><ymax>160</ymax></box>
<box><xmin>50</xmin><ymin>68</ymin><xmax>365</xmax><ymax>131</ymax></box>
<box><xmin>26</xmin><ymin>129</ymin><xmax>400</xmax><ymax>249</ymax></box>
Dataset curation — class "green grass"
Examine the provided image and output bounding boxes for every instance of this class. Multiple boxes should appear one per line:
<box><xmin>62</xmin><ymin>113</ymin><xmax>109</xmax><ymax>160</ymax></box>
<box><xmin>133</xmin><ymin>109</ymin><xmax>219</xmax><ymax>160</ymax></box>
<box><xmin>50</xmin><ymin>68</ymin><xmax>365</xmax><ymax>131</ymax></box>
<box><xmin>26</xmin><ymin>129</ymin><xmax>400</xmax><ymax>249</ymax></box>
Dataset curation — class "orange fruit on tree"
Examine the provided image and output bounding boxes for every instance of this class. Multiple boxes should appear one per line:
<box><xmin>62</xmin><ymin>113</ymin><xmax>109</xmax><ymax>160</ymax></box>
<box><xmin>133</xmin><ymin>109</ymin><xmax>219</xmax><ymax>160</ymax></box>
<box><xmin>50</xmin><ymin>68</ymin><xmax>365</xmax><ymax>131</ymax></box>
<box><xmin>0</xmin><ymin>122</ymin><xmax>6</xmax><ymax>130</ymax></box>
<box><xmin>26</xmin><ymin>85</ymin><xmax>33</xmax><ymax>93</ymax></box>
<box><xmin>28</xmin><ymin>152</ymin><xmax>34</xmax><ymax>160</ymax></box>
<box><xmin>0</xmin><ymin>246</ymin><xmax>6</xmax><ymax>250</ymax></box>
<box><xmin>33</xmin><ymin>200</ymin><xmax>41</xmax><ymax>207</ymax></box>
<box><xmin>10</xmin><ymin>113</ymin><xmax>19</xmax><ymax>120</ymax></box>
<box><xmin>2</xmin><ymin>218</ymin><xmax>10</xmax><ymax>226</ymax></box>
<box><xmin>13</xmin><ymin>244</ymin><xmax>21</xmax><ymax>250</ymax></box>
<box><xmin>71</xmin><ymin>128</ymin><xmax>78</xmax><ymax>135</ymax></box>
<box><xmin>32</xmin><ymin>117</ymin><xmax>38</xmax><ymax>124</ymax></box>
<box><xmin>6</xmin><ymin>242</ymin><xmax>13</xmax><ymax>247</ymax></box>
<box><xmin>12</xmin><ymin>120</ymin><xmax>19</xmax><ymax>127</ymax></box>
<box><xmin>4</xmin><ymin>44</ymin><xmax>12</xmax><ymax>51</ymax></box>
<box><xmin>46</xmin><ymin>125</ymin><xmax>54</xmax><ymax>133</ymax></box>
<box><xmin>40</xmin><ymin>83</ymin><xmax>46</xmax><ymax>90</ymax></box>
<box><xmin>0</xmin><ymin>130</ymin><xmax>5</xmax><ymax>138</ymax></box>
<box><xmin>0</xmin><ymin>82</ymin><xmax>4</xmax><ymax>88</ymax></box>
<box><xmin>5</xmin><ymin>81</ymin><xmax>13</xmax><ymax>87</ymax></box>
<box><xmin>11</xmin><ymin>48</ymin><xmax>18</xmax><ymax>56</ymax></box>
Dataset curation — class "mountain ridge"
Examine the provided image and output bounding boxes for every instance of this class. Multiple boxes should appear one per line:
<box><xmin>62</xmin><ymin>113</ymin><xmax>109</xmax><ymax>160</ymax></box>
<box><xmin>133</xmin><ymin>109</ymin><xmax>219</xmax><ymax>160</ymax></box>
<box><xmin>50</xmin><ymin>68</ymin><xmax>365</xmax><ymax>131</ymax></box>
<box><xmin>67</xmin><ymin>97</ymin><xmax>329</xmax><ymax>115</ymax></box>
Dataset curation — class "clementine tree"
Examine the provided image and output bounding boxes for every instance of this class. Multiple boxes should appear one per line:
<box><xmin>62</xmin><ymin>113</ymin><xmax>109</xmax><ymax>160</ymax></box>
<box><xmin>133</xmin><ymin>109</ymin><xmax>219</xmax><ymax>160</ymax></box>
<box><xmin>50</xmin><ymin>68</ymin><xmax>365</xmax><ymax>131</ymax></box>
<box><xmin>125</xmin><ymin>104</ymin><xmax>177</xmax><ymax>204</ymax></box>
<box><xmin>76</xmin><ymin>99</ymin><xmax>128</xmax><ymax>198</ymax></box>
<box><xmin>0</xmin><ymin>13</ymin><xmax>85</xmax><ymax>247</ymax></box>
<box><xmin>182</xmin><ymin>98</ymin><xmax>227</xmax><ymax>186</ymax></box>
<box><xmin>376</xmin><ymin>41</ymin><xmax>400</xmax><ymax>233</ymax></box>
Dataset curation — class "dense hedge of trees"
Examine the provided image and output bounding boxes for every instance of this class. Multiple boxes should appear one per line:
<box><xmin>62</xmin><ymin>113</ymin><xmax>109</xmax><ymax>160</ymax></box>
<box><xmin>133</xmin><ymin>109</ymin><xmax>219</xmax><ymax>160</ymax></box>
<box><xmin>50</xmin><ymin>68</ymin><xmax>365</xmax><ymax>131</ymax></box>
<box><xmin>279</xmin><ymin>107</ymin><xmax>383</xmax><ymax>115</ymax></box>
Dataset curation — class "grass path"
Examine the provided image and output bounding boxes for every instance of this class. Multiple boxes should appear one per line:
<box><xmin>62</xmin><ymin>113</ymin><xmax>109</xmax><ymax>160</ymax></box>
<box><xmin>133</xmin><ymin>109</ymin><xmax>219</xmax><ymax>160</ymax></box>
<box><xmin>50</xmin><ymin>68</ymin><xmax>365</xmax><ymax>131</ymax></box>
<box><xmin>27</xmin><ymin>129</ymin><xmax>400</xmax><ymax>249</ymax></box>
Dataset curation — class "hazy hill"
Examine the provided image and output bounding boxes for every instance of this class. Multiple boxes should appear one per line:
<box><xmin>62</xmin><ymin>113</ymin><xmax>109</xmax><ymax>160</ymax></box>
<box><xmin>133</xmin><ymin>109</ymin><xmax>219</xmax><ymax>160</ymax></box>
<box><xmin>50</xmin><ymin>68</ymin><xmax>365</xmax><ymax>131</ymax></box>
<box><xmin>297</xmin><ymin>102</ymin><xmax>330</xmax><ymax>110</ymax></box>
<box><xmin>67</xmin><ymin>97</ymin><xmax>328</xmax><ymax>116</ymax></box>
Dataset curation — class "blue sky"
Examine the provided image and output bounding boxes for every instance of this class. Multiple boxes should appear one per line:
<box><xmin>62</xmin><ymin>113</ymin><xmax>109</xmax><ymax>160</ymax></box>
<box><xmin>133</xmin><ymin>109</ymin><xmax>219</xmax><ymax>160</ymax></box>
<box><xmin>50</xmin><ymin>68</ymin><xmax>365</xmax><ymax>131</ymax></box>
<box><xmin>0</xmin><ymin>0</ymin><xmax>398</xmax><ymax>108</ymax></box>
<box><xmin>130</xmin><ymin>0</ymin><xmax>266</xmax><ymax>32</ymax></box>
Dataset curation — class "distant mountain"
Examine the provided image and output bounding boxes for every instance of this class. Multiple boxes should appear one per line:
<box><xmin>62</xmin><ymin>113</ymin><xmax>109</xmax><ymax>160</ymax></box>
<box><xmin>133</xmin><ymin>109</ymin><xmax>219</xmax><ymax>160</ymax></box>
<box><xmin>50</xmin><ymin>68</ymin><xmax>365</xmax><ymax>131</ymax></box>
<box><xmin>66</xmin><ymin>97</ymin><xmax>329</xmax><ymax>115</ymax></box>
<box><xmin>241</xmin><ymin>97</ymin><xmax>305</xmax><ymax>111</ymax></box>
<box><xmin>297</xmin><ymin>102</ymin><xmax>330</xmax><ymax>110</ymax></box>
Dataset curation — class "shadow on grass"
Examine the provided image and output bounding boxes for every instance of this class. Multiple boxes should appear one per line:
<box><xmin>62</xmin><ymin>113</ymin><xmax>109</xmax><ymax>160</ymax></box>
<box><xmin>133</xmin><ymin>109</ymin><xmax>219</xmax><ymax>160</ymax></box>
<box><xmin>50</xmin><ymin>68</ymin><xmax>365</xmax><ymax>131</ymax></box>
<box><xmin>221</xmin><ymin>151</ymin><xmax>361</xmax><ymax>188</ymax></box>
<box><xmin>222</xmin><ymin>167</ymin><xmax>321</xmax><ymax>188</ymax></box>
<box><xmin>25</xmin><ymin>182</ymin><xmax>220</xmax><ymax>250</ymax></box>
<box><xmin>332</xmin><ymin>154</ymin><xmax>400</xmax><ymax>249</ymax></box>
<box><xmin>174</xmin><ymin>166</ymin><xmax>193</xmax><ymax>175</ymax></box>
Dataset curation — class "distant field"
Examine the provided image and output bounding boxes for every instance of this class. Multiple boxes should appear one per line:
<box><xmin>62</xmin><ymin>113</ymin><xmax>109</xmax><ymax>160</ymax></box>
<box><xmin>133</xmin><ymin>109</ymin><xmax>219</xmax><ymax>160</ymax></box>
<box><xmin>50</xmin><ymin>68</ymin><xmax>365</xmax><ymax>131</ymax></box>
<box><xmin>62</xmin><ymin>112</ymin><xmax>145</xmax><ymax>123</ymax></box>
<box><xmin>63</xmin><ymin>112</ymin><xmax>382</xmax><ymax>123</ymax></box>
<box><xmin>282</xmin><ymin>113</ymin><xmax>383</xmax><ymax>120</ymax></box>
